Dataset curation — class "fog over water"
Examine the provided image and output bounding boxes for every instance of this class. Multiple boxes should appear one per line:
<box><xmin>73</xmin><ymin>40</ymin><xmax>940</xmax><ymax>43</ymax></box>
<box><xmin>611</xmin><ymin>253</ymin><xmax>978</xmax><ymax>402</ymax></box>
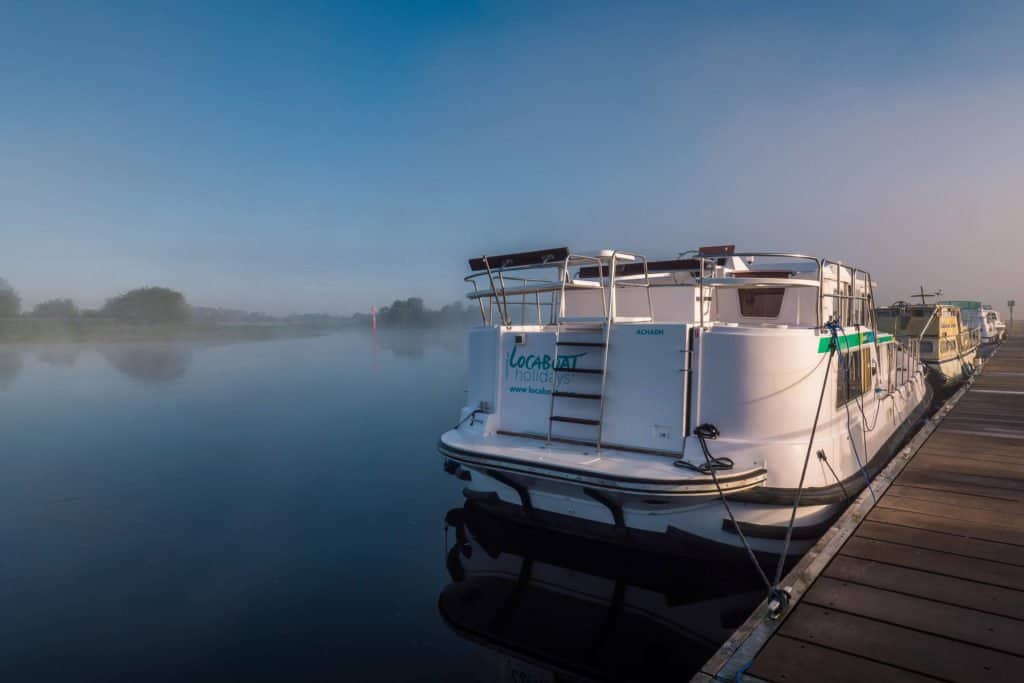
<box><xmin>2</xmin><ymin>3</ymin><xmax>1022</xmax><ymax>315</ymax></box>
<box><xmin>0</xmin><ymin>332</ymin><xmax>485</xmax><ymax>679</ymax></box>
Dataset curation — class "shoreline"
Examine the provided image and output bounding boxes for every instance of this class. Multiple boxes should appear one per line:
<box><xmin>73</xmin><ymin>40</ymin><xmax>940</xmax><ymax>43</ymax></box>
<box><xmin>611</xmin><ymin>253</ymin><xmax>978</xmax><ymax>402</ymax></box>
<box><xmin>0</xmin><ymin>319</ymin><xmax>347</xmax><ymax>345</ymax></box>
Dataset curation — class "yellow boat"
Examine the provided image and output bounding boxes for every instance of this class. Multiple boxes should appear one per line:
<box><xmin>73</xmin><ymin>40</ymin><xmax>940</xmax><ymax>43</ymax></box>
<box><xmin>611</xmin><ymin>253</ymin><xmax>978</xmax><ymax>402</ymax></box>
<box><xmin>875</xmin><ymin>302</ymin><xmax>979</xmax><ymax>391</ymax></box>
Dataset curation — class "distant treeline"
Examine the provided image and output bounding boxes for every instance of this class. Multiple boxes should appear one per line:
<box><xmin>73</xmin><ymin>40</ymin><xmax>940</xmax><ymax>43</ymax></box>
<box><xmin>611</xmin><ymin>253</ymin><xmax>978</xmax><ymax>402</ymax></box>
<box><xmin>0</xmin><ymin>279</ymin><xmax>189</xmax><ymax>323</ymax></box>
<box><xmin>0</xmin><ymin>278</ymin><xmax>479</xmax><ymax>332</ymax></box>
<box><xmin>376</xmin><ymin>298</ymin><xmax>479</xmax><ymax>327</ymax></box>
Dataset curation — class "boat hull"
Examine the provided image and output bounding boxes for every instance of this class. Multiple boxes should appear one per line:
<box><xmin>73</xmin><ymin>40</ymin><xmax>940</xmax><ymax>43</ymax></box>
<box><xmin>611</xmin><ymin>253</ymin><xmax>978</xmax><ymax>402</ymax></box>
<box><xmin>439</xmin><ymin>378</ymin><xmax>931</xmax><ymax>558</ymax></box>
<box><xmin>923</xmin><ymin>352</ymin><xmax>976</xmax><ymax>395</ymax></box>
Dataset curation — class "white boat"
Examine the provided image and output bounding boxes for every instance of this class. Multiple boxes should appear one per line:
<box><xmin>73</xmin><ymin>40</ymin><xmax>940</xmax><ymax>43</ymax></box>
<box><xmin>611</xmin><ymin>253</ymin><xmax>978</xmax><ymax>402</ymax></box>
<box><xmin>438</xmin><ymin>246</ymin><xmax>931</xmax><ymax>558</ymax></box>
<box><xmin>944</xmin><ymin>300</ymin><xmax>1003</xmax><ymax>345</ymax></box>
<box><xmin>984</xmin><ymin>304</ymin><xmax>1007</xmax><ymax>342</ymax></box>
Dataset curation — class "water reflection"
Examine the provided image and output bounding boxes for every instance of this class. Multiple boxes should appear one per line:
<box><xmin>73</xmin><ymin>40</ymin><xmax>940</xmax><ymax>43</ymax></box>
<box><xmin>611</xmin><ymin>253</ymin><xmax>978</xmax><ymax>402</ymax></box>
<box><xmin>0</xmin><ymin>350</ymin><xmax>22</xmax><ymax>389</ymax></box>
<box><xmin>439</xmin><ymin>503</ymin><xmax>765</xmax><ymax>682</ymax></box>
<box><xmin>34</xmin><ymin>347</ymin><xmax>80</xmax><ymax>367</ymax></box>
<box><xmin>102</xmin><ymin>345</ymin><xmax>193</xmax><ymax>384</ymax></box>
<box><xmin>373</xmin><ymin>328</ymin><xmax>466</xmax><ymax>359</ymax></box>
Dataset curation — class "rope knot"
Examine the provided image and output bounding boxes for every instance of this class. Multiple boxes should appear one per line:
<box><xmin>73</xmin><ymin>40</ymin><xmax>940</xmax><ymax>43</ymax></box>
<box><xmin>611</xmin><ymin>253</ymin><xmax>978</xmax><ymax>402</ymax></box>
<box><xmin>694</xmin><ymin>423</ymin><xmax>720</xmax><ymax>440</ymax></box>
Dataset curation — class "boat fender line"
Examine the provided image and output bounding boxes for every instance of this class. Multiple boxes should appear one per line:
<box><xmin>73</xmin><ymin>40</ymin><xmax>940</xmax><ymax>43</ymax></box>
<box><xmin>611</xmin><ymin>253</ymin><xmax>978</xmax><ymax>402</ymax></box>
<box><xmin>689</xmin><ymin>422</ymin><xmax>772</xmax><ymax>592</ymax></box>
<box><xmin>486</xmin><ymin>469</ymin><xmax>534</xmax><ymax>514</ymax></box>
<box><xmin>582</xmin><ymin>487</ymin><xmax>625</xmax><ymax>529</ymax></box>
<box><xmin>770</xmin><ymin>321</ymin><xmax>840</xmax><ymax>603</ymax></box>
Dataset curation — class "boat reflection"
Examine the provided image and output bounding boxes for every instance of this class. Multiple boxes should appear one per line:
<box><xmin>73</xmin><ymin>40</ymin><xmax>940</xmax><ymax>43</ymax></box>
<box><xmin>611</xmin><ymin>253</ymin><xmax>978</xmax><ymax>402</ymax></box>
<box><xmin>438</xmin><ymin>502</ymin><xmax>766</xmax><ymax>682</ymax></box>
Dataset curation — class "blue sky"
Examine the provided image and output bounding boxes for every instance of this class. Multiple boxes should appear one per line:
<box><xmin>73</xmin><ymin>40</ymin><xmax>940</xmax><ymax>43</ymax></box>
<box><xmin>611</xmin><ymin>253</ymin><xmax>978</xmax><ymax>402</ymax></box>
<box><xmin>2</xmin><ymin>2</ymin><xmax>1023</xmax><ymax>314</ymax></box>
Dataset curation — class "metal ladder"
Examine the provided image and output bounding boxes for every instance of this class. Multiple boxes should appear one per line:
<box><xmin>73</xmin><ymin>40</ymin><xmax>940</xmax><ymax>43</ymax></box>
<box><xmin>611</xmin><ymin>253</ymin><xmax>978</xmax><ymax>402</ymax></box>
<box><xmin>546</xmin><ymin>251</ymin><xmax>654</xmax><ymax>448</ymax></box>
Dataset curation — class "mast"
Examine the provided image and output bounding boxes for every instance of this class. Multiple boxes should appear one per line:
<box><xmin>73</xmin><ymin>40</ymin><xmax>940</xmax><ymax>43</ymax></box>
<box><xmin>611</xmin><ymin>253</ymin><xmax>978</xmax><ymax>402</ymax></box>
<box><xmin>913</xmin><ymin>286</ymin><xmax>942</xmax><ymax>305</ymax></box>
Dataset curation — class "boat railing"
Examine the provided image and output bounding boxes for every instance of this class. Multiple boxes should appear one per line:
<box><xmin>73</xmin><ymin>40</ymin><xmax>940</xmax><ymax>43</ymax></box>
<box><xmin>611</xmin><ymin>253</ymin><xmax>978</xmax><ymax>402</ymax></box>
<box><xmin>889</xmin><ymin>336</ymin><xmax>922</xmax><ymax>387</ymax></box>
<box><xmin>465</xmin><ymin>249</ymin><xmax>654</xmax><ymax>327</ymax></box>
<box><xmin>963</xmin><ymin>327</ymin><xmax>982</xmax><ymax>350</ymax></box>
<box><xmin>693</xmin><ymin>252</ymin><xmax>878</xmax><ymax>332</ymax></box>
<box><xmin>820</xmin><ymin>260</ymin><xmax>878</xmax><ymax>332</ymax></box>
<box><xmin>466</xmin><ymin>274</ymin><xmax>559</xmax><ymax>326</ymax></box>
<box><xmin>558</xmin><ymin>250</ymin><xmax>654</xmax><ymax>324</ymax></box>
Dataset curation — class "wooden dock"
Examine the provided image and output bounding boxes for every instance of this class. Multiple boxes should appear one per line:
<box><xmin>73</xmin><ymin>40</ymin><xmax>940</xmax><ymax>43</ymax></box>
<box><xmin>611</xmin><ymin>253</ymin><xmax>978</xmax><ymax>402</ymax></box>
<box><xmin>695</xmin><ymin>335</ymin><xmax>1024</xmax><ymax>682</ymax></box>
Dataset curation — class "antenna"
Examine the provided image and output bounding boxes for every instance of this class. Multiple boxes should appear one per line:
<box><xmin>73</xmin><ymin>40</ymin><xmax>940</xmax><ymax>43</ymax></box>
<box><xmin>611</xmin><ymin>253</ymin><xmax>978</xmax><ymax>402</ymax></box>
<box><xmin>912</xmin><ymin>286</ymin><xmax>942</xmax><ymax>305</ymax></box>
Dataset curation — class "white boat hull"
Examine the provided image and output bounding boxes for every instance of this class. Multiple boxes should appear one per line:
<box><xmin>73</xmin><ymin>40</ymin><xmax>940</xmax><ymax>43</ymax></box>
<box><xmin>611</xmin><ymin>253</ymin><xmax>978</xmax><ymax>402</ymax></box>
<box><xmin>440</xmin><ymin>371</ymin><xmax>930</xmax><ymax>557</ymax></box>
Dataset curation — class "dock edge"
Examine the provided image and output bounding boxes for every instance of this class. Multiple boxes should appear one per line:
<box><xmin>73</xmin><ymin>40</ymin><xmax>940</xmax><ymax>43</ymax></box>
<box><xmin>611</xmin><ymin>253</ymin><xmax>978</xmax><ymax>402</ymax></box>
<box><xmin>691</xmin><ymin>353</ymin><xmax>992</xmax><ymax>683</ymax></box>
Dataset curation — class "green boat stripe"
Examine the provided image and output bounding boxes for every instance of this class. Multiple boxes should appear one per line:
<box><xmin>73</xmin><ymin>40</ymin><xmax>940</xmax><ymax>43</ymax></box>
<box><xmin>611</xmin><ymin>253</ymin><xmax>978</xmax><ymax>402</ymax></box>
<box><xmin>816</xmin><ymin>332</ymin><xmax>893</xmax><ymax>353</ymax></box>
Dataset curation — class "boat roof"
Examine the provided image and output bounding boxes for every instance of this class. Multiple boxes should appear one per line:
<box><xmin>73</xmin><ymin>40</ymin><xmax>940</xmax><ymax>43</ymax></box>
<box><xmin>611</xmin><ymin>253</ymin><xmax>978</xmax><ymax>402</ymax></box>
<box><xmin>941</xmin><ymin>300</ymin><xmax>981</xmax><ymax>309</ymax></box>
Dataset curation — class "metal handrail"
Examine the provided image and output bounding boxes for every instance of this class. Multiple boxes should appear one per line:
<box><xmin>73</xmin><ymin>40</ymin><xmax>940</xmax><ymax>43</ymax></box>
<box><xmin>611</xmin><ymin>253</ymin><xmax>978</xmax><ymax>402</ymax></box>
<box><xmin>696</xmin><ymin>251</ymin><xmax>823</xmax><ymax>329</ymax></box>
<box><xmin>466</xmin><ymin>274</ymin><xmax>560</xmax><ymax>326</ymax></box>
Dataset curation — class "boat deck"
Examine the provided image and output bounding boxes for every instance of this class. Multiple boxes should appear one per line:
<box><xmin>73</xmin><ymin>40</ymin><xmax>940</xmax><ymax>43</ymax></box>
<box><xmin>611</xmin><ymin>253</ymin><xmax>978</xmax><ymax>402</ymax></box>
<box><xmin>695</xmin><ymin>334</ymin><xmax>1024</xmax><ymax>682</ymax></box>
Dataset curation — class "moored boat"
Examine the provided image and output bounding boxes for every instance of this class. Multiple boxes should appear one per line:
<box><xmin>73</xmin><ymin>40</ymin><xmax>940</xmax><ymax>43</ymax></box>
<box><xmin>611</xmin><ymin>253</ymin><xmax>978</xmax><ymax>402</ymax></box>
<box><xmin>438</xmin><ymin>246</ymin><xmax>931</xmax><ymax>558</ymax></box>
<box><xmin>875</xmin><ymin>301</ymin><xmax>979</xmax><ymax>392</ymax></box>
<box><xmin>944</xmin><ymin>300</ymin><xmax>1002</xmax><ymax>345</ymax></box>
<box><xmin>983</xmin><ymin>304</ymin><xmax>1007</xmax><ymax>342</ymax></box>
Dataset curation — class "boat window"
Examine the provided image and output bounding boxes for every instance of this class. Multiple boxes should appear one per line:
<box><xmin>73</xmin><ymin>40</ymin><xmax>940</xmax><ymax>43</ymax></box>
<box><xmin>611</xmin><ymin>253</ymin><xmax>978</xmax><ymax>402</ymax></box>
<box><xmin>738</xmin><ymin>287</ymin><xmax>785</xmax><ymax>317</ymax></box>
<box><xmin>837</xmin><ymin>348</ymin><xmax>870</xmax><ymax>406</ymax></box>
<box><xmin>920</xmin><ymin>340</ymin><xmax>934</xmax><ymax>353</ymax></box>
<box><xmin>835</xmin><ymin>352</ymin><xmax>860</xmax><ymax>405</ymax></box>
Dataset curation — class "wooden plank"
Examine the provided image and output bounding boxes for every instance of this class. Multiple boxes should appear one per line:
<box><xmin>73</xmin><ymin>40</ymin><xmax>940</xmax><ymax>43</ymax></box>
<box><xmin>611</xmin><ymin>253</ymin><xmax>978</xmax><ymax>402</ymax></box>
<box><xmin>918</xmin><ymin>441</ymin><xmax>1024</xmax><ymax>459</ymax></box>
<box><xmin>900</xmin><ymin>453</ymin><xmax>1024</xmax><ymax>481</ymax></box>
<box><xmin>748</xmin><ymin>634</ymin><xmax>939</xmax><ymax>683</ymax></box>
<box><xmin>918</xmin><ymin>443</ymin><xmax>1024</xmax><ymax>462</ymax></box>
<box><xmin>840</xmin><ymin>536</ymin><xmax>1024</xmax><ymax>590</ymax></box>
<box><xmin>877</xmin><ymin>494</ymin><xmax>1024</xmax><ymax>537</ymax></box>
<box><xmin>914</xmin><ymin>443</ymin><xmax>1024</xmax><ymax>461</ymax></box>
<box><xmin>803</xmin><ymin>576</ymin><xmax>1024</xmax><ymax>655</ymax></box>
<box><xmin>824</xmin><ymin>555</ymin><xmax>1024</xmax><ymax>621</ymax></box>
<box><xmin>778</xmin><ymin>603</ymin><xmax>1024</xmax><ymax>682</ymax></box>
<box><xmin>887</xmin><ymin>484</ymin><xmax>1024</xmax><ymax>514</ymax></box>
<box><xmin>929</xmin><ymin>426</ymin><xmax>1024</xmax><ymax>443</ymax></box>
<box><xmin>937</xmin><ymin>428</ymin><xmax>1024</xmax><ymax>444</ymax></box>
<box><xmin>869</xmin><ymin>506</ymin><xmax>1024</xmax><ymax>549</ymax></box>
<box><xmin>895</xmin><ymin>469</ymin><xmax>1024</xmax><ymax>500</ymax></box>
<box><xmin>857</xmin><ymin>518</ymin><xmax>1024</xmax><ymax>566</ymax></box>
<box><xmin>927</xmin><ymin>436</ymin><xmax>1024</xmax><ymax>454</ymax></box>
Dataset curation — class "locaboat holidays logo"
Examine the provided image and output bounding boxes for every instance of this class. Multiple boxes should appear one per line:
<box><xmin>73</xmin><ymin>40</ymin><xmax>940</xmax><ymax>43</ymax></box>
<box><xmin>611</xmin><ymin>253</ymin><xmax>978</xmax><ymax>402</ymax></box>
<box><xmin>505</xmin><ymin>346</ymin><xmax>587</xmax><ymax>393</ymax></box>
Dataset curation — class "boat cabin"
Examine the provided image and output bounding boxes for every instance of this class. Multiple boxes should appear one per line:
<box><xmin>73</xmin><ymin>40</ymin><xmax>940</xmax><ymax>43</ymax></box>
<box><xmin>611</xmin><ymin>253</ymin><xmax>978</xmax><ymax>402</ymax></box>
<box><xmin>460</xmin><ymin>246</ymin><xmax>901</xmax><ymax>454</ymax></box>
<box><xmin>875</xmin><ymin>303</ymin><xmax>979</xmax><ymax>364</ymax></box>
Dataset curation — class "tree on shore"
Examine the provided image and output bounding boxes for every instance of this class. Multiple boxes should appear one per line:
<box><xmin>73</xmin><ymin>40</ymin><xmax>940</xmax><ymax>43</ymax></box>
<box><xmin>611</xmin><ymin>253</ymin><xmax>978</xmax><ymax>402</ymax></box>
<box><xmin>103</xmin><ymin>287</ymin><xmax>189</xmax><ymax>323</ymax></box>
<box><xmin>31</xmin><ymin>298</ymin><xmax>79</xmax><ymax>318</ymax></box>
<box><xmin>376</xmin><ymin>297</ymin><xmax>480</xmax><ymax>327</ymax></box>
<box><xmin>0</xmin><ymin>278</ymin><xmax>20</xmax><ymax>317</ymax></box>
<box><xmin>378</xmin><ymin>297</ymin><xmax>429</xmax><ymax>326</ymax></box>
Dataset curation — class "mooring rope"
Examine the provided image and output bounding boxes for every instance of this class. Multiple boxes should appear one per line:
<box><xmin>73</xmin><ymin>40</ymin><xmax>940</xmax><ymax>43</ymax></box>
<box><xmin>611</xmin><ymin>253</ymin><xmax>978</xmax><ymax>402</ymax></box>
<box><xmin>691</xmin><ymin>423</ymin><xmax>772</xmax><ymax>592</ymax></box>
<box><xmin>771</xmin><ymin>320</ymin><xmax>840</xmax><ymax>586</ymax></box>
<box><xmin>835</xmin><ymin>322</ymin><xmax>877</xmax><ymax>504</ymax></box>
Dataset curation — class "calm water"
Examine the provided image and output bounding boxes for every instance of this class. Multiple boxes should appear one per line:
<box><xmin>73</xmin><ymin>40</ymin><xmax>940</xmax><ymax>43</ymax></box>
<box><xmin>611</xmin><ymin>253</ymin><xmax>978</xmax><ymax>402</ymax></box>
<box><xmin>0</xmin><ymin>331</ymin><xmax>761</xmax><ymax>682</ymax></box>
